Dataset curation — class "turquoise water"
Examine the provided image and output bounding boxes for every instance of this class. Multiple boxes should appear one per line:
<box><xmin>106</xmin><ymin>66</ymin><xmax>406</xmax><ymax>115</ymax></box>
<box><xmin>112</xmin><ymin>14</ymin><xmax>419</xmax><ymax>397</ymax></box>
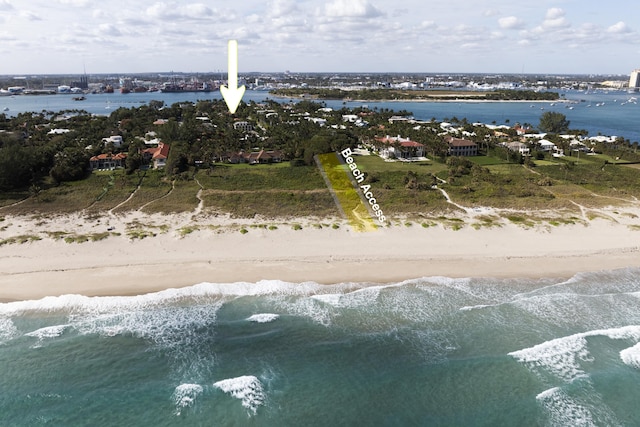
<box><xmin>2</xmin><ymin>270</ymin><xmax>640</xmax><ymax>426</ymax></box>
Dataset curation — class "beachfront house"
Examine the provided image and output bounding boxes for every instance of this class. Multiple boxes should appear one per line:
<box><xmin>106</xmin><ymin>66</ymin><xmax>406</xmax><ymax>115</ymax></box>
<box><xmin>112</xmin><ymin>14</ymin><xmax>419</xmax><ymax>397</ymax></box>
<box><xmin>445</xmin><ymin>136</ymin><xmax>478</xmax><ymax>156</ymax></box>
<box><xmin>142</xmin><ymin>141</ymin><xmax>170</xmax><ymax>169</ymax></box>
<box><xmin>375</xmin><ymin>135</ymin><xmax>425</xmax><ymax>160</ymax></box>
<box><xmin>89</xmin><ymin>152</ymin><xmax>127</xmax><ymax>170</ymax></box>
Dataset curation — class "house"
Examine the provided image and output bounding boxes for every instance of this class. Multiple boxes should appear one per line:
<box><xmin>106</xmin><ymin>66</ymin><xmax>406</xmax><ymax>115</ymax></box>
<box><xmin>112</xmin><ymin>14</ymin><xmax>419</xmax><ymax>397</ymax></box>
<box><xmin>375</xmin><ymin>135</ymin><xmax>425</xmax><ymax>160</ymax></box>
<box><xmin>445</xmin><ymin>136</ymin><xmax>478</xmax><ymax>156</ymax></box>
<box><xmin>505</xmin><ymin>142</ymin><xmax>530</xmax><ymax>156</ymax></box>
<box><xmin>142</xmin><ymin>141</ymin><xmax>170</xmax><ymax>169</ymax></box>
<box><xmin>233</xmin><ymin>121</ymin><xmax>253</xmax><ymax>132</ymax></box>
<box><xmin>90</xmin><ymin>152</ymin><xmax>127</xmax><ymax>170</ymax></box>
<box><xmin>245</xmin><ymin>149</ymin><xmax>283</xmax><ymax>164</ymax></box>
<box><xmin>102</xmin><ymin>135</ymin><xmax>123</xmax><ymax>148</ymax></box>
<box><xmin>537</xmin><ymin>139</ymin><xmax>564</xmax><ymax>157</ymax></box>
<box><xmin>513</xmin><ymin>124</ymin><xmax>533</xmax><ymax>135</ymax></box>
<box><xmin>223</xmin><ymin>150</ymin><xmax>284</xmax><ymax>164</ymax></box>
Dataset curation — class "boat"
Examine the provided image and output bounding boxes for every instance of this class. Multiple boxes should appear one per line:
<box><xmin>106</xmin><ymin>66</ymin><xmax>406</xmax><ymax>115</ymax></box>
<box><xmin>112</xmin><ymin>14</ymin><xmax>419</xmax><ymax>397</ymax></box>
<box><xmin>72</xmin><ymin>96</ymin><xmax>86</xmax><ymax>101</ymax></box>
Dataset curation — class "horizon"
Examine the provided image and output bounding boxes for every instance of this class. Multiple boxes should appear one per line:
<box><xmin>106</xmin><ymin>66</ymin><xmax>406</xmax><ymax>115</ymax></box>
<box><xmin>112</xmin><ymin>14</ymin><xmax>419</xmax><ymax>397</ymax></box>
<box><xmin>1</xmin><ymin>1</ymin><xmax>639</xmax><ymax>75</ymax></box>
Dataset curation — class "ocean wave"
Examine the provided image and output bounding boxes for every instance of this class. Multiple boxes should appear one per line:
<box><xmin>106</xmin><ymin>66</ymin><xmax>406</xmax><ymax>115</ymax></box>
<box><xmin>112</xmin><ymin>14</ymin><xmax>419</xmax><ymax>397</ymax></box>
<box><xmin>172</xmin><ymin>383</ymin><xmax>203</xmax><ymax>416</ymax></box>
<box><xmin>0</xmin><ymin>316</ymin><xmax>18</xmax><ymax>344</ymax></box>
<box><xmin>213</xmin><ymin>375</ymin><xmax>265</xmax><ymax>415</ymax></box>
<box><xmin>620</xmin><ymin>342</ymin><xmax>640</xmax><ymax>369</ymax></box>
<box><xmin>25</xmin><ymin>324</ymin><xmax>68</xmax><ymax>340</ymax></box>
<box><xmin>536</xmin><ymin>386</ymin><xmax>596</xmax><ymax>426</ymax></box>
<box><xmin>25</xmin><ymin>324</ymin><xmax>69</xmax><ymax>347</ymax></box>
<box><xmin>246</xmin><ymin>313</ymin><xmax>279</xmax><ymax>323</ymax></box>
<box><xmin>509</xmin><ymin>325</ymin><xmax>640</xmax><ymax>382</ymax></box>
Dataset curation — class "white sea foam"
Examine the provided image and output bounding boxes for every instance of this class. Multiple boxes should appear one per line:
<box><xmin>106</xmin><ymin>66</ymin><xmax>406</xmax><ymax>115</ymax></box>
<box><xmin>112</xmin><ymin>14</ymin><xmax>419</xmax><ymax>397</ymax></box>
<box><xmin>0</xmin><ymin>316</ymin><xmax>18</xmax><ymax>344</ymax></box>
<box><xmin>311</xmin><ymin>285</ymin><xmax>384</xmax><ymax>309</ymax></box>
<box><xmin>459</xmin><ymin>304</ymin><xmax>492</xmax><ymax>312</ymax></box>
<box><xmin>172</xmin><ymin>383</ymin><xmax>203</xmax><ymax>415</ymax></box>
<box><xmin>25</xmin><ymin>324</ymin><xmax>68</xmax><ymax>347</ymax></box>
<box><xmin>25</xmin><ymin>324</ymin><xmax>68</xmax><ymax>339</ymax></box>
<box><xmin>536</xmin><ymin>386</ymin><xmax>596</xmax><ymax>426</ymax></box>
<box><xmin>247</xmin><ymin>313</ymin><xmax>279</xmax><ymax>323</ymax></box>
<box><xmin>509</xmin><ymin>325</ymin><xmax>640</xmax><ymax>382</ymax></box>
<box><xmin>213</xmin><ymin>375</ymin><xmax>265</xmax><ymax>415</ymax></box>
<box><xmin>620</xmin><ymin>342</ymin><xmax>640</xmax><ymax>369</ymax></box>
<box><xmin>0</xmin><ymin>280</ymin><xmax>357</xmax><ymax>321</ymax></box>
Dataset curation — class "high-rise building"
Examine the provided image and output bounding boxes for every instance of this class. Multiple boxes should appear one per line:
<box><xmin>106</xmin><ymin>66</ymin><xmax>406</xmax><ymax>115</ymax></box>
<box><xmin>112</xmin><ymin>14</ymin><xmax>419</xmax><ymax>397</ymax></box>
<box><xmin>629</xmin><ymin>69</ymin><xmax>640</xmax><ymax>92</ymax></box>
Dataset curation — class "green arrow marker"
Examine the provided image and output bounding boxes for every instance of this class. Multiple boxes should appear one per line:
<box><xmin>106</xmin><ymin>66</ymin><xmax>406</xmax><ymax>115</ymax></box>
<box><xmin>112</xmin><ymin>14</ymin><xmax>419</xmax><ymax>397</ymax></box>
<box><xmin>220</xmin><ymin>39</ymin><xmax>245</xmax><ymax>114</ymax></box>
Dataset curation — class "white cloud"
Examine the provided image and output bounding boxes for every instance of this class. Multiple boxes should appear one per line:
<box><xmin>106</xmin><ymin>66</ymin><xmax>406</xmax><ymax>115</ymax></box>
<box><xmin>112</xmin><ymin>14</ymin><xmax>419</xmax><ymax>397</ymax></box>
<box><xmin>145</xmin><ymin>2</ymin><xmax>214</xmax><ymax>21</ymax></box>
<box><xmin>607</xmin><ymin>21</ymin><xmax>631</xmax><ymax>34</ymax></box>
<box><xmin>92</xmin><ymin>9</ymin><xmax>107</xmax><ymax>18</ymax></box>
<box><xmin>0</xmin><ymin>0</ymin><xmax>13</xmax><ymax>10</ymax></box>
<box><xmin>19</xmin><ymin>10</ymin><xmax>41</xmax><ymax>21</ymax></box>
<box><xmin>545</xmin><ymin>8</ymin><xmax>564</xmax><ymax>20</ymax></box>
<box><xmin>324</xmin><ymin>0</ymin><xmax>382</xmax><ymax>19</ymax></box>
<box><xmin>58</xmin><ymin>0</ymin><xmax>89</xmax><ymax>6</ymax></box>
<box><xmin>420</xmin><ymin>20</ymin><xmax>436</xmax><ymax>29</ymax></box>
<box><xmin>543</xmin><ymin>7</ymin><xmax>569</xmax><ymax>29</ymax></box>
<box><xmin>499</xmin><ymin>16</ymin><xmax>524</xmax><ymax>30</ymax></box>
<box><xmin>98</xmin><ymin>23</ymin><xmax>122</xmax><ymax>37</ymax></box>
<box><xmin>269</xmin><ymin>0</ymin><xmax>299</xmax><ymax>18</ymax></box>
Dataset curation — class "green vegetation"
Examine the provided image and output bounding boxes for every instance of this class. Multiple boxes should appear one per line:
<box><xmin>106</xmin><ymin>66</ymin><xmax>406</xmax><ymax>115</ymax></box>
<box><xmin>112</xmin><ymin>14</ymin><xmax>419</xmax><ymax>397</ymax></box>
<box><xmin>538</xmin><ymin>111</ymin><xmax>570</xmax><ymax>134</ymax></box>
<box><xmin>1</xmin><ymin>97</ymin><xmax>640</xmax><ymax>224</ymax></box>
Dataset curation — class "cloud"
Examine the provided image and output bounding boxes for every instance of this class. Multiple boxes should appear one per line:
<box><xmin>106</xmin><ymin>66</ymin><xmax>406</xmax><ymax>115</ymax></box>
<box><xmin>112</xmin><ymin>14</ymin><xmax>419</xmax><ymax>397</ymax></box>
<box><xmin>420</xmin><ymin>20</ymin><xmax>436</xmax><ymax>29</ymax></box>
<box><xmin>0</xmin><ymin>0</ymin><xmax>13</xmax><ymax>10</ymax></box>
<box><xmin>145</xmin><ymin>2</ymin><xmax>215</xmax><ymax>21</ymax></box>
<box><xmin>269</xmin><ymin>0</ymin><xmax>299</xmax><ymax>18</ymax></box>
<box><xmin>607</xmin><ymin>21</ymin><xmax>631</xmax><ymax>34</ymax></box>
<box><xmin>499</xmin><ymin>16</ymin><xmax>524</xmax><ymax>30</ymax></box>
<box><xmin>98</xmin><ymin>23</ymin><xmax>122</xmax><ymax>37</ymax></box>
<box><xmin>19</xmin><ymin>10</ymin><xmax>42</xmax><ymax>21</ymax></box>
<box><xmin>324</xmin><ymin>0</ymin><xmax>382</xmax><ymax>19</ymax></box>
<box><xmin>58</xmin><ymin>0</ymin><xmax>89</xmax><ymax>6</ymax></box>
<box><xmin>542</xmin><ymin>7</ymin><xmax>569</xmax><ymax>29</ymax></box>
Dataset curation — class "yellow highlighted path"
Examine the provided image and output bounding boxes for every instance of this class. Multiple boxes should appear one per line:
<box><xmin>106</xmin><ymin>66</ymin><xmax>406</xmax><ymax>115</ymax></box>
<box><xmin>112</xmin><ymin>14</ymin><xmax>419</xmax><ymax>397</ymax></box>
<box><xmin>316</xmin><ymin>152</ymin><xmax>377</xmax><ymax>232</ymax></box>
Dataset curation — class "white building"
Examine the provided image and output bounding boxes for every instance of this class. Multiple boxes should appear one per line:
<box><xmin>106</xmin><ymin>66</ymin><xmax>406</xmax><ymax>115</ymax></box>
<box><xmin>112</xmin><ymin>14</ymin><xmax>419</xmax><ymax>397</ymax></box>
<box><xmin>102</xmin><ymin>135</ymin><xmax>123</xmax><ymax>148</ymax></box>
<box><xmin>629</xmin><ymin>69</ymin><xmax>640</xmax><ymax>92</ymax></box>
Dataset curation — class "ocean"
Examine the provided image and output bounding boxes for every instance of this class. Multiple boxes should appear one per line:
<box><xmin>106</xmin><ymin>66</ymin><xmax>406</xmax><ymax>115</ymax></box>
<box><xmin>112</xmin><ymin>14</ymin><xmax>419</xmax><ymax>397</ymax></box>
<box><xmin>1</xmin><ymin>270</ymin><xmax>640</xmax><ymax>426</ymax></box>
<box><xmin>2</xmin><ymin>88</ymin><xmax>640</xmax><ymax>143</ymax></box>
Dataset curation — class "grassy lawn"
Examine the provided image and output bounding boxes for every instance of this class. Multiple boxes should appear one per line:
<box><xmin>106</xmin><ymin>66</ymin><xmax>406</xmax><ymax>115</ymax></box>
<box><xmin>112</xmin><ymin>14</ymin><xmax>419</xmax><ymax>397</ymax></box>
<box><xmin>469</xmin><ymin>155</ymin><xmax>512</xmax><ymax>166</ymax></box>
<box><xmin>196</xmin><ymin>164</ymin><xmax>326</xmax><ymax>191</ymax></box>
<box><xmin>352</xmin><ymin>154</ymin><xmax>442</xmax><ymax>173</ymax></box>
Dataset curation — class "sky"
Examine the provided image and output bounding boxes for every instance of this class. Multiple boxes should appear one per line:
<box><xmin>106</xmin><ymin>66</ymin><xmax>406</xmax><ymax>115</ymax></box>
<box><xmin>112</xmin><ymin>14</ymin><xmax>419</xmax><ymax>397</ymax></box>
<box><xmin>0</xmin><ymin>0</ymin><xmax>639</xmax><ymax>75</ymax></box>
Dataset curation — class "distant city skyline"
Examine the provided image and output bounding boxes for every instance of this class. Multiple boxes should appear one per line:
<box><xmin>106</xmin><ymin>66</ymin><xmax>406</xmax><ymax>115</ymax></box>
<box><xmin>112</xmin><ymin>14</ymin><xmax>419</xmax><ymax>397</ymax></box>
<box><xmin>1</xmin><ymin>0</ymin><xmax>639</xmax><ymax>75</ymax></box>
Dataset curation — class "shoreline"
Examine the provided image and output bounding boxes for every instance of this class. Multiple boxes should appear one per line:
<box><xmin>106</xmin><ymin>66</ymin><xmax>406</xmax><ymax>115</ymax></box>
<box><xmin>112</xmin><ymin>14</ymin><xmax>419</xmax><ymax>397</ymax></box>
<box><xmin>1</xmin><ymin>208</ymin><xmax>640</xmax><ymax>301</ymax></box>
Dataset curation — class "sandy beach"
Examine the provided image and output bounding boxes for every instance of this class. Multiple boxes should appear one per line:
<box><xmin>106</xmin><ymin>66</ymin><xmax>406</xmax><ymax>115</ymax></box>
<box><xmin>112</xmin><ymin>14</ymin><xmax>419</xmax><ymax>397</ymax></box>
<box><xmin>0</xmin><ymin>206</ymin><xmax>639</xmax><ymax>302</ymax></box>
